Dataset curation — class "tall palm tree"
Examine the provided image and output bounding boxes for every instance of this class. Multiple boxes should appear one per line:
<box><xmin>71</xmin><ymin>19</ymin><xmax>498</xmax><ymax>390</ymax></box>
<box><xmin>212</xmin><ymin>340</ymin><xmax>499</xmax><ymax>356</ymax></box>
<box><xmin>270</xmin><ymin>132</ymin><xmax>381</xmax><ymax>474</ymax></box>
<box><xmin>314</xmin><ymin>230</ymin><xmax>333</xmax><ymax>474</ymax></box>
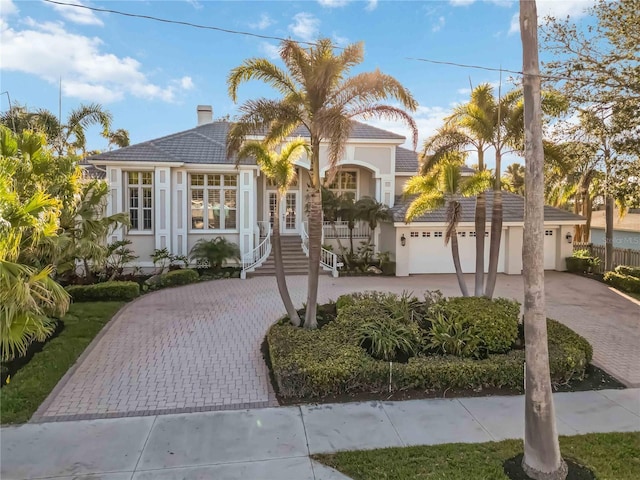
<box><xmin>1</xmin><ymin>102</ymin><xmax>112</xmax><ymax>157</ymax></box>
<box><xmin>503</xmin><ymin>162</ymin><xmax>526</xmax><ymax>195</ymax></box>
<box><xmin>404</xmin><ymin>154</ymin><xmax>491</xmax><ymax>297</ymax></box>
<box><xmin>520</xmin><ymin>2</ymin><xmax>567</xmax><ymax>478</ymax></box>
<box><xmin>107</xmin><ymin>128</ymin><xmax>130</xmax><ymax>150</ymax></box>
<box><xmin>226</xmin><ymin>38</ymin><xmax>417</xmax><ymax>328</ymax></box>
<box><xmin>238</xmin><ymin>139</ymin><xmax>307</xmax><ymax>327</ymax></box>
<box><xmin>355</xmin><ymin>196</ymin><xmax>391</xmax><ymax>245</ymax></box>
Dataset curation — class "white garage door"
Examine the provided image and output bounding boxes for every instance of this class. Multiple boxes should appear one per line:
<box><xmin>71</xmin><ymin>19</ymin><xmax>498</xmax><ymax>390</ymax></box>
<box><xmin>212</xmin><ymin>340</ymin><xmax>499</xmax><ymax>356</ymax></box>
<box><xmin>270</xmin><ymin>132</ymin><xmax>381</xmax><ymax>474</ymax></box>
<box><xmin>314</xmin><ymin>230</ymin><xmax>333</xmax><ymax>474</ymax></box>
<box><xmin>544</xmin><ymin>229</ymin><xmax>557</xmax><ymax>270</ymax></box>
<box><xmin>408</xmin><ymin>229</ymin><xmax>505</xmax><ymax>274</ymax></box>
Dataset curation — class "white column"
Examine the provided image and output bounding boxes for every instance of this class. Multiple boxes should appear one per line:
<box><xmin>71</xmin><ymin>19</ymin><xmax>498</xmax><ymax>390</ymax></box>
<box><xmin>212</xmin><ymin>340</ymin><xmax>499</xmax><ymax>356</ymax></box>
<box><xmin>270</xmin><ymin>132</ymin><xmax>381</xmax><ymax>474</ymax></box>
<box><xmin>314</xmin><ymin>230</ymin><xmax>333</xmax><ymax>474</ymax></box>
<box><xmin>239</xmin><ymin>168</ymin><xmax>256</xmax><ymax>256</ymax></box>
<box><xmin>557</xmin><ymin>225</ymin><xmax>573</xmax><ymax>271</ymax></box>
<box><xmin>107</xmin><ymin>166</ymin><xmax>123</xmax><ymax>243</ymax></box>
<box><xmin>172</xmin><ymin>169</ymin><xmax>188</xmax><ymax>256</ymax></box>
<box><xmin>375</xmin><ymin>177</ymin><xmax>382</xmax><ymax>202</ymax></box>
<box><xmin>395</xmin><ymin>227</ymin><xmax>411</xmax><ymax>276</ymax></box>
<box><xmin>154</xmin><ymin>167</ymin><xmax>171</xmax><ymax>251</ymax></box>
<box><xmin>380</xmin><ymin>174</ymin><xmax>395</xmax><ymax>207</ymax></box>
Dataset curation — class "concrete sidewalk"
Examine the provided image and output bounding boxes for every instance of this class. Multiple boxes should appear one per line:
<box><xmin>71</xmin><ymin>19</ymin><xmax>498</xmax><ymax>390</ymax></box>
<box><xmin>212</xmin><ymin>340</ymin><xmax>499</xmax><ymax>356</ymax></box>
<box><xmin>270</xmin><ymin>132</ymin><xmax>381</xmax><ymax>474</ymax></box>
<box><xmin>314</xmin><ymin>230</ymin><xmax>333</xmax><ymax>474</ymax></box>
<box><xmin>2</xmin><ymin>389</ymin><xmax>639</xmax><ymax>480</ymax></box>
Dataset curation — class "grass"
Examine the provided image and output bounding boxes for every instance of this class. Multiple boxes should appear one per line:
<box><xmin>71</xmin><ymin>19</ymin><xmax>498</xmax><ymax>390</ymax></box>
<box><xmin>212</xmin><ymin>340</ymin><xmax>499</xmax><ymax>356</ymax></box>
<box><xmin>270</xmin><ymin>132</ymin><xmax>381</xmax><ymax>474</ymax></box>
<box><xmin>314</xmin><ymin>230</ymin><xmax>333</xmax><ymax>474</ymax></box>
<box><xmin>0</xmin><ymin>302</ymin><xmax>124</xmax><ymax>425</ymax></box>
<box><xmin>314</xmin><ymin>432</ymin><xmax>640</xmax><ymax>480</ymax></box>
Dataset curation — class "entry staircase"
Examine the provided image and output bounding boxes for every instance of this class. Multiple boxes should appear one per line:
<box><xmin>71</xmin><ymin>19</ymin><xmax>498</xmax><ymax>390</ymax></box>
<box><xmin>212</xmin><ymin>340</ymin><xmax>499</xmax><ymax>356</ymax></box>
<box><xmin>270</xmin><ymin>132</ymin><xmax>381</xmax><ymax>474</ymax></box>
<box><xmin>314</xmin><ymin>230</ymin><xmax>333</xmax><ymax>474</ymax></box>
<box><xmin>250</xmin><ymin>236</ymin><xmax>311</xmax><ymax>277</ymax></box>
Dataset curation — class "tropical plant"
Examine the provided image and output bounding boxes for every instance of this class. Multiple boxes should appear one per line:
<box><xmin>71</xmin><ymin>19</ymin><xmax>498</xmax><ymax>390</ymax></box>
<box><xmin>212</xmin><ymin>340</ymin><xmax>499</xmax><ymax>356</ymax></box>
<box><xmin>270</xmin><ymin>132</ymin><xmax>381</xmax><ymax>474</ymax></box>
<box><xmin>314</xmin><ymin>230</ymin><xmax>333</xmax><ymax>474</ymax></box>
<box><xmin>503</xmin><ymin>162</ymin><xmax>526</xmax><ymax>195</ymax></box>
<box><xmin>0</xmin><ymin>135</ymin><xmax>69</xmax><ymax>361</ymax></box>
<box><xmin>521</xmin><ymin>2</ymin><xmax>567</xmax><ymax>478</ymax></box>
<box><xmin>1</xmin><ymin>102</ymin><xmax>113</xmax><ymax>157</ymax></box>
<box><xmin>356</xmin><ymin>318</ymin><xmax>419</xmax><ymax>362</ymax></box>
<box><xmin>189</xmin><ymin>237</ymin><xmax>240</xmax><ymax>271</ymax></box>
<box><xmin>355</xmin><ymin>196</ymin><xmax>391</xmax><ymax>244</ymax></box>
<box><xmin>427</xmin><ymin>312</ymin><xmax>482</xmax><ymax>358</ymax></box>
<box><xmin>226</xmin><ymin>38</ymin><xmax>417</xmax><ymax>328</ymax></box>
<box><xmin>237</xmin><ymin>139</ymin><xmax>308</xmax><ymax>326</ymax></box>
<box><xmin>404</xmin><ymin>154</ymin><xmax>492</xmax><ymax>296</ymax></box>
<box><xmin>106</xmin><ymin>128</ymin><xmax>130</xmax><ymax>149</ymax></box>
<box><xmin>103</xmin><ymin>240</ymin><xmax>138</xmax><ymax>281</ymax></box>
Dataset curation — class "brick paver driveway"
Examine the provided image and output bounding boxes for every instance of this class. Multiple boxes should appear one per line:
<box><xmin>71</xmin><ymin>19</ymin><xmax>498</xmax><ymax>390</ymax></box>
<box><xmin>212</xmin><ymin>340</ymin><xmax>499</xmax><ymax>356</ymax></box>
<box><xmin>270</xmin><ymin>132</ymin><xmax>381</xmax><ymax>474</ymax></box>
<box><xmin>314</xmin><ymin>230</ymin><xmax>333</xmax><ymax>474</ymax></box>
<box><xmin>36</xmin><ymin>272</ymin><xmax>639</xmax><ymax>421</ymax></box>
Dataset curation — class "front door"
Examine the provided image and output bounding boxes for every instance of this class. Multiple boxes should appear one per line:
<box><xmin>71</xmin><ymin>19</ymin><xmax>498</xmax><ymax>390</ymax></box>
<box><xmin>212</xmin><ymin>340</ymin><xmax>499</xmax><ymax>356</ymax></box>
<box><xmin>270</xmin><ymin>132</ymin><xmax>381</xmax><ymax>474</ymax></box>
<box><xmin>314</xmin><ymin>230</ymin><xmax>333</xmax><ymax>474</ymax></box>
<box><xmin>267</xmin><ymin>191</ymin><xmax>299</xmax><ymax>234</ymax></box>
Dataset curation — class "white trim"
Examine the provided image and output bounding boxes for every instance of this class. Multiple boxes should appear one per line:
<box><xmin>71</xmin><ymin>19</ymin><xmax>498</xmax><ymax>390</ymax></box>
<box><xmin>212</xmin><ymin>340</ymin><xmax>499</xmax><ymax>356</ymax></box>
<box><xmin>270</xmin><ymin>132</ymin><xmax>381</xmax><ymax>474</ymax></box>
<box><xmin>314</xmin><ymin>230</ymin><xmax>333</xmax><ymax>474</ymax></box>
<box><xmin>126</xmin><ymin>171</ymin><xmax>154</xmax><ymax>234</ymax></box>
<box><xmin>320</xmin><ymin>160</ymin><xmax>381</xmax><ymax>177</ymax></box>
<box><xmin>186</xmin><ymin>164</ymin><xmax>259</xmax><ymax>172</ymax></box>
<box><xmin>187</xmin><ymin>229</ymin><xmax>240</xmax><ymax>235</ymax></box>
<box><xmin>94</xmin><ymin>161</ymin><xmax>182</xmax><ymax>168</ymax></box>
<box><xmin>154</xmin><ymin>167</ymin><xmax>171</xmax><ymax>251</ymax></box>
<box><xmin>394</xmin><ymin>220</ymin><xmax>586</xmax><ymax>227</ymax></box>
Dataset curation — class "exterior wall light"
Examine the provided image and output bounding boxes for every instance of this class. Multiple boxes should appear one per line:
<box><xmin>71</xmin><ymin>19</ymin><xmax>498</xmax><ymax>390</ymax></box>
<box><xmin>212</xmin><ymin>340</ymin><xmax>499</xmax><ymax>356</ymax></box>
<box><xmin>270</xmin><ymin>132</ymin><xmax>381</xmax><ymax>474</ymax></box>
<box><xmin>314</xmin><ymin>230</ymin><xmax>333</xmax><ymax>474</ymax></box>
<box><xmin>565</xmin><ymin>232</ymin><xmax>573</xmax><ymax>244</ymax></box>
<box><xmin>401</xmin><ymin>234</ymin><xmax>406</xmax><ymax>247</ymax></box>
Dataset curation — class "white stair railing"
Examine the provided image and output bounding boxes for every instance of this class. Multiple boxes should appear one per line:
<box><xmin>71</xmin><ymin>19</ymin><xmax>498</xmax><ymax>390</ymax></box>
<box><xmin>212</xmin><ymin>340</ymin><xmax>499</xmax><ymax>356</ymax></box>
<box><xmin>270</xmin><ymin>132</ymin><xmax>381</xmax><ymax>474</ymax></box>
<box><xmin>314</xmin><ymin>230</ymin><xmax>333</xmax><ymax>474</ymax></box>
<box><xmin>241</xmin><ymin>221</ymin><xmax>272</xmax><ymax>279</ymax></box>
<box><xmin>301</xmin><ymin>221</ymin><xmax>339</xmax><ymax>278</ymax></box>
<box><xmin>322</xmin><ymin>221</ymin><xmax>371</xmax><ymax>239</ymax></box>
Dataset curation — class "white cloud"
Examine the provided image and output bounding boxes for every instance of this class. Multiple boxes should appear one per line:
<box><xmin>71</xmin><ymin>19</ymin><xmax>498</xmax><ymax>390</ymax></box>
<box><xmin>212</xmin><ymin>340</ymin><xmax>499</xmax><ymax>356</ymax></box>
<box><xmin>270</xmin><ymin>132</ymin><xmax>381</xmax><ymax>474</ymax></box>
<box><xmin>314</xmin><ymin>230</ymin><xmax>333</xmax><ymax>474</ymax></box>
<box><xmin>0</xmin><ymin>0</ymin><xmax>18</xmax><ymax>18</ymax></box>
<box><xmin>289</xmin><ymin>13</ymin><xmax>320</xmax><ymax>42</ymax></box>
<box><xmin>259</xmin><ymin>41</ymin><xmax>280</xmax><ymax>60</ymax></box>
<box><xmin>179</xmin><ymin>76</ymin><xmax>194</xmax><ymax>90</ymax></box>
<box><xmin>317</xmin><ymin>0</ymin><xmax>349</xmax><ymax>7</ymax></box>
<box><xmin>432</xmin><ymin>16</ymin><xmax>445</xmax><ymax>32</ymax></box>
<box><xmin>449</xmin><ymin>0</ymin><xmax>475</xmax><ymax>5</ymax></box>
<box><xmin>1</xmin><ymin>20</ymin><xmax>191</xmax><ymax>103</ymax></box>
<box><xmin>47</xmin><ymin>0</ymin><xmax>104</xmax><ymax>27</ymax></box>
<box><xmin>365</xmin><ymin>0</ymin><xmax>378</xmax><ymax>11</ymax></box>
<box><xmin>508</xmin><ymin>0</ymin><xmax>593</xmax><ymax>35</ymax></box>
<box><xmin>332</xmin><ymin>33</ymin><xmax>350</xmax><ymax>46</ymax></box>
<box><xmin>185</xmin><ymin>0</ymin><xmax>203</xmax><ymax>9</ymax></box>
<box><xmin>249</xmin><ymin>13</ymin><xmax>274</xmax><ymax>30</ymax></box>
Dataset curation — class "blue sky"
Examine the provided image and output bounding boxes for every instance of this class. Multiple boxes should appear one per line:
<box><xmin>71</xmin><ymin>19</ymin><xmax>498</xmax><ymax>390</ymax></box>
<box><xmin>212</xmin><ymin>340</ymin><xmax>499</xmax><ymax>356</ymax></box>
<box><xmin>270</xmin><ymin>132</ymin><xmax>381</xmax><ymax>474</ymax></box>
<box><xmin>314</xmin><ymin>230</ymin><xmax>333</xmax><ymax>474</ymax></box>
<box><xmin>1</xmin><ymin>0</ymin><xmax>594</xmax><ymax>168</ymax></box>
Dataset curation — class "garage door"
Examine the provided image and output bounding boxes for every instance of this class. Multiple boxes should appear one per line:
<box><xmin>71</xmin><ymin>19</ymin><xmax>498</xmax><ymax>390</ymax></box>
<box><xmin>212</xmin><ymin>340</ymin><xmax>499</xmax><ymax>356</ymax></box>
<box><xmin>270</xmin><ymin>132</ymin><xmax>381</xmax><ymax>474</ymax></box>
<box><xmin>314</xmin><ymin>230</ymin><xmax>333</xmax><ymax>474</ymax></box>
<box><xmin>544</xmin><ymin>229</ymin><xmax>557</xmax><ymax>270</ymax></box>
<box><xmin>408</xmin><ymin>229</ymin><xmax>505</xmax><ymax>274</ymax></box>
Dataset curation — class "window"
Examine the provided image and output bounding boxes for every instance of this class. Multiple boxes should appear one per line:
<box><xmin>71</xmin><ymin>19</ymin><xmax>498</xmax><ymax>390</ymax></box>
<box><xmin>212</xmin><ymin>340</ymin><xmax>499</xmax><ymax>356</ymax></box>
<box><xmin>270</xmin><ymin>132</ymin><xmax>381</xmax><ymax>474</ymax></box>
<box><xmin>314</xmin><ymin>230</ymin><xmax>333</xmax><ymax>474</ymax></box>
<box><xmin>127</xmin><ymin>171</ymin><xmax>153</xmax><ymax>231</ymax></box>
<box><xmin>470</xmin><ymin>231</ymin><xmax>477</xmax><ymax>237</ymax></box>
<box><xmin>410</xmin><ymin>231</ymin><xmax>419</xmax><ymax>238</ymax></box>
<box><xmin>267</xmin><ymin>172</ymin><xmax>298</xmax><ymax>189</ymax></box>
<box><xmin>459</xmin><ymin>231</ymin><xmax>466</xmax><ymax>237</ymax></box>
<box><xmin>327</xmin><ymin>170</ymin><xmax>357</xmax><ymax>201</ymax></box>
<box><xmin>545</xmin><ymin>230</ymin><xmax>554</xmax><ymax>236</ymax></box>
<box><xmin>422</xmin><ymin>231</ymin><xmax>430</xmax><ymax>238</ymax></box>
<box><xmin>190</xmin><ymin>174</ymin><xmax>238</xmax><ymax>230</ymax></box>
<box><xmin>434</xmin><ymin>231</ymin><xmax>443</xmax><ymax>238</ymax></box>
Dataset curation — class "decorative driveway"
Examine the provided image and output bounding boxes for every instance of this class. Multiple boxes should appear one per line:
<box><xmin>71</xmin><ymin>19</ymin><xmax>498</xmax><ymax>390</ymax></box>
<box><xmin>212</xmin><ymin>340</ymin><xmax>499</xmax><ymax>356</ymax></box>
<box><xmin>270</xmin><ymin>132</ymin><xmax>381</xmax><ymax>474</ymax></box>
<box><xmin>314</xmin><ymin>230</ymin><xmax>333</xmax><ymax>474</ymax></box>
<box><xmin>34</xmin><ymin>272</ymin><xmax>640</xmax><ymax>422</ymax></box>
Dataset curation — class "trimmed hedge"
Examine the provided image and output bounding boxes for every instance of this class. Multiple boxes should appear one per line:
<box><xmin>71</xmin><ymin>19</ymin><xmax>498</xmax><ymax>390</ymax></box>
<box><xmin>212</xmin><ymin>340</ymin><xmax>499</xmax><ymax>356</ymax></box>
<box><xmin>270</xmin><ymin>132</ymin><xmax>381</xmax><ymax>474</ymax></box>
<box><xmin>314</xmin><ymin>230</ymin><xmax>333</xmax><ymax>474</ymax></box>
<box><xmin>566</xmin><ymin>257</ymin><xmax>592</xmax><ymax>273</ymax></box>
<box><xmin>268</xmin><ymin>316</ymin><xmax>592</xmax><ymax>399</ymax></box>
<box><xmin>148</xmin><ymin>269</ymin><xmax>199</xmax><ymax>290</ymax></box>
<box><xmin>432</xmin><ymin>297</ymin><xmax>520</xmax><ymax>353</ymax></box>
<box><xmin>614</xmin><ymin>265</ymin><xmax>640</xmax><ymax>279</ymax></box>
<box><xmin>604</xmin><ymin>271</ymin><xmax>640</xmax><ymax>294</ymax></box>
<box><xmin>66</xmin><ymin>281</ymin><xmax>140</xmax><ymax>302</ymax></box>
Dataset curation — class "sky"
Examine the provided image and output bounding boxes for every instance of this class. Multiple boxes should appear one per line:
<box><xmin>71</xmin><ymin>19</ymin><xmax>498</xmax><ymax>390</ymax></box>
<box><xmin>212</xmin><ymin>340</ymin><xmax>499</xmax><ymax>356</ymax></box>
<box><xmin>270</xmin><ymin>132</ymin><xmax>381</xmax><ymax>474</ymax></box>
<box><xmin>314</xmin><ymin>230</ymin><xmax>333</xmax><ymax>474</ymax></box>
<box><xmin>1</xmin><ymin>0</ymin><xmax>595</xmax><ymax>169</ymax></box>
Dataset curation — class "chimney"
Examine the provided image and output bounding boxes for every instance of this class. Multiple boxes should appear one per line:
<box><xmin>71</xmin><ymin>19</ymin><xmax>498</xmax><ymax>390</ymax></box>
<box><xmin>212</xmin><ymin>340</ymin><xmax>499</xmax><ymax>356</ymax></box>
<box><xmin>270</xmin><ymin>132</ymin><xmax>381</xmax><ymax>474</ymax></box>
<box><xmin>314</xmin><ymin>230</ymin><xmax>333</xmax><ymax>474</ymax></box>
<box><xmin>197</xmin><ymin>105</ymin><xmax>213</xmax><ymax>125</ymax></box>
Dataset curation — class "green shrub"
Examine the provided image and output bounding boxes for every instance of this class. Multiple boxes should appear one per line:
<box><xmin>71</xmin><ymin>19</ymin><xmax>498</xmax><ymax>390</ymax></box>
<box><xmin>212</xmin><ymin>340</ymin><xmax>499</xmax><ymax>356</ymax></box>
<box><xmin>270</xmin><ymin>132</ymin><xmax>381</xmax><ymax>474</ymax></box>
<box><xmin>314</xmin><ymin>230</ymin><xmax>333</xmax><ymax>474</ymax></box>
<box><xmin>190</xmin><ymin>237</ymin><xmax>240</xmax><ymax>271</ymax></box>
<box><xmin>566</xmin><ymin>257</ymin><xmax>590</xmax><ymax>273</ymax></box>
<box><xmin>604</xmin><ymin>271</ymin><xmax>640</xmax><ymax>294</ymax></box>
<box><xmin>614</xmin><ymin>265</ymin><xmax>640</xmax><ymax>279</ymax></box>
<box><xmin>431</xmin><ymin>297</ymin><xmax>519</xmax><ymax>353</ymax></box>
<box><xmin>148</xmin><ymin>269</ymin><xmax>199</xmax><ymax>290</ymax></box>
<box><xmin>66</xmin><ymin>281</ymin><xmax>140</xmax><ymax>302</ymax></box>
<box><xmin>336</xmin><ymin>294</ymin><xmax>356</xmax><ymax>311</ymax></box>
<box><xmin>356</xmin><ymin>318</ymin><xmax>420</xmax><ymax>361</ymax></box>
<box><xmin>267</xmin><ymin>312</ymin><xmax>592</xmax><ymax>398</ymax></box>
<box><xmin>427</xmin><ymin>312</ymin><xmax>482</xmax><ymax>358</ymax></box>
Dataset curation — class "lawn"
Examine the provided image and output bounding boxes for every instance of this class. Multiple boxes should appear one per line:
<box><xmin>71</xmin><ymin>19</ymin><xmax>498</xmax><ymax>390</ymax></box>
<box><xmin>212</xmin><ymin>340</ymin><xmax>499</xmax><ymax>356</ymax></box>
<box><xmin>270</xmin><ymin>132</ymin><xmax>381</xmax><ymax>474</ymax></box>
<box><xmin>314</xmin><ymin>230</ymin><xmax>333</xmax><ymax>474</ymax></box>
<box><xmin>315</xmin><ymin>432</ymin><xmax>640</xmax><ymax>480</ymax></box>
<box><xmin>0</xmin><ymin>302</ymin><xmax>124</xmax><ymax>424</ymax></box>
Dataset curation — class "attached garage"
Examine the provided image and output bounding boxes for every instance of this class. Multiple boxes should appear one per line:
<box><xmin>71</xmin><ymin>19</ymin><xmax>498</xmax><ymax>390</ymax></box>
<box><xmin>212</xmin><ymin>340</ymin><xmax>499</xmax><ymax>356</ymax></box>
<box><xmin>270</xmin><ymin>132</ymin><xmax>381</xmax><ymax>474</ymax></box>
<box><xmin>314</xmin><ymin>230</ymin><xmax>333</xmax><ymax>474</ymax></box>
<box><xmin>407</xmin><ymin>228</ymin><xmax>506</xmax><ymax>274</ymax></box>
<box><xmin>389</xmin><ymin>191</ymin><xmax>584</xmax><ymax>276</ymax></box>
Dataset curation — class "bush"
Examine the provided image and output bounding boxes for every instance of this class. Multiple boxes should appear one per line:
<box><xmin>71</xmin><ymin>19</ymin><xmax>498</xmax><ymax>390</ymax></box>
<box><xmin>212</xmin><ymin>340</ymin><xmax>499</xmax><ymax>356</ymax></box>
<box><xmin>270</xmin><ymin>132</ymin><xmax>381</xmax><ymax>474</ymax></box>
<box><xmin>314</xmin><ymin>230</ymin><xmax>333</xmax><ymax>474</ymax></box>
<box><xmin>190</xmin><ymin>237</ymin><xmax>240</xmax><ymax>271</ymax></box>
<box><xmin>66</xmin><ymin>281</ymin><xmax>140</xmax><ymax>302</ymax></box>
<box><xmin>427</xmin><ymin>312</ymin><xmax>482</xmax><ymax>358</ymax></box>
<box><xmin>147</xmin><ymin>269</ymin><xmax>199</xmax><ymax>290</ymax></box>
<box><xmin>431</xmin><ymin>297</ymin><xmax>520</xmax><ymax>353</ymax></box>
<box><xmin>604</xmin><ymin>271</ymin><xmax>640</xmax><ymax>294</ymax></box>
<box><xmin>614</xmin><ymin>265</ymin><xmax>640</xmax><ymax>279</ymax></box>
<box><xmin>267</xmin><ymin>312</ymin><xmax>592</xmax><ymax>398</ymax></box>
<box><xmin>566</xmin><ymin>257</ymin><xmax>591</xmax><ymax>273</ymax></box>
<box><xmin>356</xmin><ymin>318</ymin><xmax>421</xmax><ymax>361</ymax></box>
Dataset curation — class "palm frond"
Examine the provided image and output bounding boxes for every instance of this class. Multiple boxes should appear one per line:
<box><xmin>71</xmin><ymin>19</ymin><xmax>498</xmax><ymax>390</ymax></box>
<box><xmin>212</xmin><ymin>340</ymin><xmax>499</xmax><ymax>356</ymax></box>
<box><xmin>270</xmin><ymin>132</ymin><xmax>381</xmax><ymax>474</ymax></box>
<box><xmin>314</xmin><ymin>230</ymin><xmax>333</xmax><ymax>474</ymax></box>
<box><xmin>405</xmin><ymin>192</ymin><xmax>445</xmax><ymax>222</ymax></box>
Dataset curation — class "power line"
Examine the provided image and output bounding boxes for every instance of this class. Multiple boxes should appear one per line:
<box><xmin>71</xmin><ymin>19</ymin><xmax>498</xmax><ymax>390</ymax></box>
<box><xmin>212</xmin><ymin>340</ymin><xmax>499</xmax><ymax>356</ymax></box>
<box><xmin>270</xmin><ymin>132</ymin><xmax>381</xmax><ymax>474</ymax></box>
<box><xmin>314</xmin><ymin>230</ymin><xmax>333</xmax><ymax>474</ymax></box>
<box><xmin>41</xmin><ymin>0</ymin><xmax>322</xmax><ymax>47</ymax></box>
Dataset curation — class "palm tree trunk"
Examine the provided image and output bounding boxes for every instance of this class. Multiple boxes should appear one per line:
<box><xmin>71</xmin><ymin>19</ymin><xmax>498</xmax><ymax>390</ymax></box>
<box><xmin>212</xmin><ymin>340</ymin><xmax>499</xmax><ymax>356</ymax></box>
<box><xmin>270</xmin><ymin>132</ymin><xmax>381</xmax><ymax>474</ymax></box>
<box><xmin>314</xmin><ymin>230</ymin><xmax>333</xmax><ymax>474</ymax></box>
<box><xmin>584</xmin><ymin>195</ymin><xmax>593</xmax><ymax>243</ymax></box>
<box><xmin>485</xmin><ymin>149</ymin><xmax>503</xmax><ymax>298</ymax></box>
<box><xmin>274</xmin><ymin>196</ymin><xmax>301</xmax><ymax>326</ymax></box>
<box><xmin>304</xmin><ymin>137</ymin><xmax>322</xmax><ymax>329</ymax></box>
<box><xmin>450</xmin><ymin>228</ymin><xmax>469</xmax><ymax>297</ymax></box>
<box><xmin>520</xmin><ymin>3</ymin><xmax>567</xmax><ymax>478</ymax></box>
<box><xmin>474</xmin><ymin>195</ymin><xmax>486</xmax><ymax>296</ymax></box>
<box><xmin>605</xmin><ymin>194</ymin><xmax>614</xmax><ymax>271</ymax></box>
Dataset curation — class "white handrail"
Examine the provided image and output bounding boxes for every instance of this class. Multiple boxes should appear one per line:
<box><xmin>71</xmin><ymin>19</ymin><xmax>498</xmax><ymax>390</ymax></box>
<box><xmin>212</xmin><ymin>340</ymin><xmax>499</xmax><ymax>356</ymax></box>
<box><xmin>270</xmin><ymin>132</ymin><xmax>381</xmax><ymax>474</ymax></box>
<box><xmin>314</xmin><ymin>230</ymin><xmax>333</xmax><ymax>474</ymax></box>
<box><xmin>322</xmin><ymin>221</ymin><xmax>371</xmax><ymax>239</ymax></box>
<box><xmin>241</xmin><ymin>221</ymin><xmax>272</xmax><ymax>279</ymax></box>
<box><xmin>301</xmin><ymin>220</ymin><xmax>339</xmax><ymax>278</ymax></box>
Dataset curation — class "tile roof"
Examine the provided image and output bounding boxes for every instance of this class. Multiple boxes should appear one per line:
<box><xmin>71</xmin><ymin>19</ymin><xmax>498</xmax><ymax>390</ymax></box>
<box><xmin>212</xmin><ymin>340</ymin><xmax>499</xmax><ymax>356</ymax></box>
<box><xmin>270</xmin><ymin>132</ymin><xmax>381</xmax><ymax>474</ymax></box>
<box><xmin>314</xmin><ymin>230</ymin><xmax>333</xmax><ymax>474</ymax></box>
<box><xmin>391</xmin><ymin>190</ymin><xmax>586</xmax><ymax>224</ymax></box>
<box><xmin>395</xmin><ymin>146</ymin><xmax>476</xmax><ymax>175</ymax></box>
<box><xmin>88</xmin><ymin>120</ymin><xmax>406</xmax><ymax>165</ymax></box>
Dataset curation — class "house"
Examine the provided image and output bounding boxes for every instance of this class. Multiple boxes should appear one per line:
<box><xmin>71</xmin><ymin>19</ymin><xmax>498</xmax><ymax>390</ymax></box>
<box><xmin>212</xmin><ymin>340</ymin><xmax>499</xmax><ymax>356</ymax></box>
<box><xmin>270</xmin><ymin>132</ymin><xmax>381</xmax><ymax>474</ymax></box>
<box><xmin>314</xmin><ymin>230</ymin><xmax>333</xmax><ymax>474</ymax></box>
<box><xmin>589</xmin><ymin>209</ymin><xmax>640</xmax><ymax>251</ymax></box>
<box><xmin>88</xmin><ymin>105</ymin><xmax>584</xmax><ymax>277</ymax></box>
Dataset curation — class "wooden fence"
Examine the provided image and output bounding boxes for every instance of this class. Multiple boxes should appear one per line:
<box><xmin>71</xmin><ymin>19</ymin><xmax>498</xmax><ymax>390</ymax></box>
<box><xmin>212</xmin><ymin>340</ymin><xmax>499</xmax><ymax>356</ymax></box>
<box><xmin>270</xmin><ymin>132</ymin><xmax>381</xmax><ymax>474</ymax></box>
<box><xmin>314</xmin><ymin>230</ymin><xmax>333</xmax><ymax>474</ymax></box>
<box><xmin>573</xmin><ymin>243</ymin><xmax>640</xmax><ymax>274</ymax></box>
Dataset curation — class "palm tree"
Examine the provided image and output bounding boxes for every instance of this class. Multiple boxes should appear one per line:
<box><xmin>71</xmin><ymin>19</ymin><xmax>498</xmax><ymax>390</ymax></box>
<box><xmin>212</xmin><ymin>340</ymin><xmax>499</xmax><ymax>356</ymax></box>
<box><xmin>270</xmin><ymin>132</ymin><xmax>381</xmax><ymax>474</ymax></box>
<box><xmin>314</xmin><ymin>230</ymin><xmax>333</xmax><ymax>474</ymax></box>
<box><xmin>107</xmin><ymin>128</ymin><xmax>130</xmax><ymax>149</ymax></box>
<box><xmin>238</xmin><ymin>139</ymin><xmax>307</xmax><ymax>326</ymax></box>
<box><xmin>404</xmin><ymin>154</ymin><xmax>491</xmax><ymax>297</ymax></box>
<box><xmin>1</xmin><ymin>102</ymin><xmax>112</xmax><ymax>157</ymax></box>
<box><xmin>0</xmin><ymin>131</ymin><xmax>69</xmax><ymax>361</ymax></box>
<box><xmin>503</xmin><ymin>162</ymin><xmax>526</xmax><ymax>195</ymax></box>
<box><xmin>520</xmin><ymin>2</ymin><xmax>567</xmax><ymax>478</ymax></box>
<box><xmin>355</xmin><ymin>196</ymin><xmax>391</xmax><ymax>245</ymax></box>
<box><xmin>226</xmin><ymin>38</ymin><xmax>417</xmax><ymax>329</ymax></box>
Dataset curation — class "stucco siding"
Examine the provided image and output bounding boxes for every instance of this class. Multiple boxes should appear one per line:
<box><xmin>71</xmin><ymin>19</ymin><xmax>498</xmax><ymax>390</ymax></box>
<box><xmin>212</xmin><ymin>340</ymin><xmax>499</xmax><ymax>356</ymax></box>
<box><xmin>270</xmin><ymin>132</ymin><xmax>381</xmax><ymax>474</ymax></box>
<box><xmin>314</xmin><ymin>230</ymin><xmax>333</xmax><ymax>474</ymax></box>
<box><xmin>395</xmin><ymin>176</ymin><xmax>410</xmax><ymax>195</ymax></box>
<box><xmin>125</xmin><ymin>234</ymin><xmax>156</xmax><ymax>264</ymax></box>
<box><xmin>353</xmin><ymin>146</ymin><xmax>392</xmax><ymax>174</ymax></box>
